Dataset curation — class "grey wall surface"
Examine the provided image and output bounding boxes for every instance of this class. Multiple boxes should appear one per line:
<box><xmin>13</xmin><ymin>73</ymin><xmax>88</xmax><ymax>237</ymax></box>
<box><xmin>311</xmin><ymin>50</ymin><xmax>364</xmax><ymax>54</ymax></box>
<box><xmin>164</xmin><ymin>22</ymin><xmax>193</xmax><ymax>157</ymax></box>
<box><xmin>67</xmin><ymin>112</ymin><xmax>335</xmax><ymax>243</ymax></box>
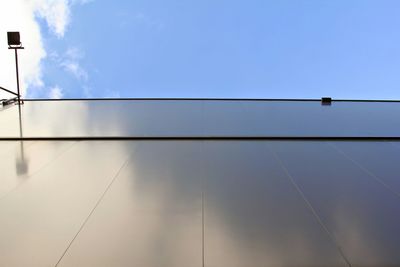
<box><xmin>0</xmin><ymin>140</ymin><xmax>399</xmax><ymax>266</ymax></box>
<box><xmin>1</xmin><ymin>100</ymin><xmax>399</xmax><ymax>137</ymax></box>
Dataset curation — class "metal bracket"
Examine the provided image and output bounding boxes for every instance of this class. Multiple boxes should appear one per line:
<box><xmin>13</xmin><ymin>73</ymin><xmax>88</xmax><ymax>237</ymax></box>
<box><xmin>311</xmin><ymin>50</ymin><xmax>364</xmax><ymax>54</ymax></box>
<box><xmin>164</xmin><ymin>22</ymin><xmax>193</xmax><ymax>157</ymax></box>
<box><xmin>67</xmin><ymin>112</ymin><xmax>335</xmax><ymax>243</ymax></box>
<box><xmin>0</xmin><ymin>86</ymin><xmax>22</xmax><ymax>106</ymax></box>
<box><xmin>1</xmin><ymin>97</ymin><xmax>18</xmax><ymax>106</ymax></box>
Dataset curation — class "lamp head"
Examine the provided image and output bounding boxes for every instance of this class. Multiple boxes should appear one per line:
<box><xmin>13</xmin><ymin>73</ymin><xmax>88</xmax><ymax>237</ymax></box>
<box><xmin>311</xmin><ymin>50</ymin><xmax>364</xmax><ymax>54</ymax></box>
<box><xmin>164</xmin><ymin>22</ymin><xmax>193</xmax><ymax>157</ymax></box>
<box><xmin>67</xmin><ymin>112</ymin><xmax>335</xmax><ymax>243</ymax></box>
<box><xmin>7</xmin><ymin>32</ymin><xmax>21</xmax><ymax>47</ymax></box>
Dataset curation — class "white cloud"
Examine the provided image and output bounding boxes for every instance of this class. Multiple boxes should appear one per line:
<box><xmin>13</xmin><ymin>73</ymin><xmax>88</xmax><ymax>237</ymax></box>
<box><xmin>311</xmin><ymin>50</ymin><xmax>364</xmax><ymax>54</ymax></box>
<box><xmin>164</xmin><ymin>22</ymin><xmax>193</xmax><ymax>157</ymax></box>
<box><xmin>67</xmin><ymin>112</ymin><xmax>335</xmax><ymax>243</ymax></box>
<box><xmin>29</xmin><ymin>0</ymin><xmax>70</xmax><ymax>38</ymax></box>
<box><xmin>65</xmin><ymin>47</ymin><xmax>84</xmax><ymax>59</ymax></box>
<box><xmin>0</xmin><ymin>0</ymin><xmax>91</xmax><ymax>99</ymax></box>
<box><xmin>61</xmin><ymin>61</ymin><xmax>88</xmax><ymax>81</ymax></box>
<box><xmin>50</xmin><ymin>46</ymin><xmax>90</xmax><ymax>93</ymax></box>
<box><xmin>50</xmin><ymin>47</ymin><xmax>88</xmax><ymax>81</ymax></box>
<box><xmin>48</xmin><ymin>85</ymin><xmax>63</xmax><ymax>99</ymax></box>
<box><xmin>30</xmin><ymin>0</ymin><xmax>92</xmax><ymax>38</ymax></box>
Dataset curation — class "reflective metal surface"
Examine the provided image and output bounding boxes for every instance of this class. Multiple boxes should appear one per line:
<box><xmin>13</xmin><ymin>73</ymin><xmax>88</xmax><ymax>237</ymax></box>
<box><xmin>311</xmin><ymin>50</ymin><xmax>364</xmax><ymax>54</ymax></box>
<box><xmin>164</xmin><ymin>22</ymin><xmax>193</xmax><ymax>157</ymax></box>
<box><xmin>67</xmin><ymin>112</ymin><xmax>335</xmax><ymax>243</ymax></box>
<box><xmin>203</xmin><ymin>142</ymin><xmax>348</xmax><ymax>267</ymax></box>
<box><xmin>0</xmin><ymin>141</ymin><xmax>74</xmax><ymax>198</ymax></box>
<box><xmin>331</xmin><ymin>141</ymin><xmax>400</xmax><ymax>195</ymax></box>
<box><xmin>1</xmin><ymin>100</ymin><xmax>400</xmax><ymax>137</ymax></box>
<box><xmin>57</xmin><ymin>142</ymin><xmax>203</xmax><ymax>267</ymax></box>
<box><xmin>0</xmin><ymin>139</ymin><xmax>400</xmax><ymax>266</ymax></box>
<box><xmin>269</xmin><ymin>141</ymin><xmax>400</xmax><ymax>267</ymax></box>
<box><xmin>0</xmin><ymin>141</ymin><xmax>130</xmax><ymax>266</ymax></box>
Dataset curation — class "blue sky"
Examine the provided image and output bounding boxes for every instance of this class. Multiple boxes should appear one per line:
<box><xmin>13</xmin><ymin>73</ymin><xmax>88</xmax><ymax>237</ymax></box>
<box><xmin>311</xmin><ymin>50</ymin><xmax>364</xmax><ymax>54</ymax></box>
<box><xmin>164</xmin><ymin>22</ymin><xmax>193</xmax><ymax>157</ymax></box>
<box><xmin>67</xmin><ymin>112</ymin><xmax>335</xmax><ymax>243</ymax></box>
<box><xmin>11</xmin><ymin>0</ymin><xmax>400</xmax><ymax>99</ymax></box>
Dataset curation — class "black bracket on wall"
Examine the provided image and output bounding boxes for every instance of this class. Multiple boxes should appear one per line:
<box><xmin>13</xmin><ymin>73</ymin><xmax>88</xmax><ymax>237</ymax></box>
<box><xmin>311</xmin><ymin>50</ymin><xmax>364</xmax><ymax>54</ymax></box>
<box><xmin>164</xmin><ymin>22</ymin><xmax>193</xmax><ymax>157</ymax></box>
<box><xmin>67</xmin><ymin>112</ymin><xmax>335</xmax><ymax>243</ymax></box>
<box><xmin>0</xmin><ymin>86</ymin><xmax>21</xmax><ymax>106</ymax></box>
<box><xmin>321</xmin><ymin>97</ymin><xmax>332</xmax><ymax>106</ymax></box>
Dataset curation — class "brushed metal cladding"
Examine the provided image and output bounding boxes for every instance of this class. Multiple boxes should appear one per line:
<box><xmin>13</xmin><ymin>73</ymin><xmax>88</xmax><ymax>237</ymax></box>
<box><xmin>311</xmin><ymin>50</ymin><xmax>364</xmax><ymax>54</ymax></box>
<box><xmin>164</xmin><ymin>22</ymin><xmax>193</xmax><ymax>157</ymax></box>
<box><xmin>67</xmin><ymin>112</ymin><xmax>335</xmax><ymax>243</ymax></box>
<box><xmin>0</xmin><ymin>141</ymin><xmax>74</xmax><ymax>198</ymax></box>
<box><xmin>0</xmin><ymin>141</ymin><xmax>131</xmax><ymax>267</ymax></box>
<box><xmin>0</xmin><ymin>141</ymin><xmax>33</xmax><ymax>158</ymax></box>
<box><xmin>0</xmin><ymin>100</ymin><xmax>204</xmax><ymax>137</ymax></box>
<box><xmin>1</xmin><ymin>140</ymin><xmax>400</xmax><ymax>266</ymax></box>
<box><xmin>331</xmin><ymin>141</ymin><xmax>400</xmax><ymax>195</ymax></box>
<box><xmin>1</xmin><ymin>100</ymin><xmax>400</xmax><ymax>137</ymax></box>
<box><xmin>57</xmin><ymin>142</ymin><xmax>203</xmax><ymax>267</ymax></box>
<box><xmin>202</xmin><ymin>142</ymin><xmax>349</xmax><ymax>267</ymax></box>
<box><xmin>269</xmin><ymin>141</ymin><xmax>400</xmax><ymax>267</ymax></box>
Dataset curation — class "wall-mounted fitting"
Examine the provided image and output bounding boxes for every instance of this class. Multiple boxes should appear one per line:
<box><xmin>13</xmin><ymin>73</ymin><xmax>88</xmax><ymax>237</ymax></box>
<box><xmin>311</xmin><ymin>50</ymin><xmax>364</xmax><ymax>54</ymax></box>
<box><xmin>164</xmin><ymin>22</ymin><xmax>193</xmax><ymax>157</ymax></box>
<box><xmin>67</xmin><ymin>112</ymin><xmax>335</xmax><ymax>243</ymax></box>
<box><xmin>321</xmin><ymin>97</ymin><xmax>332</xmax><ymax>106</ymax></box>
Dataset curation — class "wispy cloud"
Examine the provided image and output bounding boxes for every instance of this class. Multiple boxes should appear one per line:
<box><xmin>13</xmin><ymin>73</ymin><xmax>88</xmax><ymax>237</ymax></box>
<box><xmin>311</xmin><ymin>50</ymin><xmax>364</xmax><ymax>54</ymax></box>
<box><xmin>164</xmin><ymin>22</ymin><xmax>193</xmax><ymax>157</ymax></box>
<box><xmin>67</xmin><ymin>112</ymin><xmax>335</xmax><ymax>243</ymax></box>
<box><xmin>62</xmin><ymin>61</ymin><xmax>89</xmax><ymax>81</ymax></box>
<box><xmin>30</xmin><ymin>0</ymin><xmax>93</xmax><ymax>38</ymax></box>
<box><xmin>48</xmin><ymin>85</ymin><xmax>63</xmax><ymax>99</ymax></box>
<box><xmin>0</xmin><ymin>0</ymin><xmax>91</xmax><ymax>98</ymax></box>
<box><xmin>51</xmin><ymin>47</ymin><xmax>88</xmax><ymax>81</ymax></box>
<box><xmin>62</xmin><ymin>47</ymin><xmax>88</xmax><ymax>81</ymax></box>
<box><xmin>30</xmin><ymin>0</ymin><xmax>70</xmax><ymax>38</ymax></box>
<box><xmin>50</xmin><ymin>46</ymin><xmax>90</xmax><ymax>97</ymax></box>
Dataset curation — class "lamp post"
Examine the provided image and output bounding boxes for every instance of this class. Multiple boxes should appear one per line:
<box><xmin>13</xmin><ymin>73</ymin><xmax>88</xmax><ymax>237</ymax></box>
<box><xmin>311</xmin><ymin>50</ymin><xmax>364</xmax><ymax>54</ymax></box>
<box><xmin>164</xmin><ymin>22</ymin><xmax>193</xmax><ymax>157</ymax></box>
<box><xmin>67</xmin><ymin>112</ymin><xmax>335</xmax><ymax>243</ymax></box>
<box><xmin>6</xmin><ymin>32</ymin><xmax>28</xmax><ymax>174</ymax></box>
<box><xmin>7</xmin><ymin>32</ymin><xmax>24</xmax><ymax>105</ymax></box>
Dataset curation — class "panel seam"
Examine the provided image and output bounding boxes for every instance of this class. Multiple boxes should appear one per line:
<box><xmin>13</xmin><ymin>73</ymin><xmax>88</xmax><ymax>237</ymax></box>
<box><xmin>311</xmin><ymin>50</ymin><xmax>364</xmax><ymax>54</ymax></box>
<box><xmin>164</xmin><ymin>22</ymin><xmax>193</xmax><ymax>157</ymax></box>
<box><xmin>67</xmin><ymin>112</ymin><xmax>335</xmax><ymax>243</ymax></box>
<box><xmin>0</xmin><ymin>141</ymin><xmax>78</xmax><ymax>201</ymax></box>
<box><xmin>266</xmin><ymin>144</ymin><xmax>352</xmax><ymax>267</ymax></box>
<box><xmin>329</xmin><ymin>142</ymin><xmax>400</xmax><ymax>199</ymax></box>
<box><xmin>54</xmin><ymin>154</ymin><xmax>132</xmax><ymax>266</ymax></box>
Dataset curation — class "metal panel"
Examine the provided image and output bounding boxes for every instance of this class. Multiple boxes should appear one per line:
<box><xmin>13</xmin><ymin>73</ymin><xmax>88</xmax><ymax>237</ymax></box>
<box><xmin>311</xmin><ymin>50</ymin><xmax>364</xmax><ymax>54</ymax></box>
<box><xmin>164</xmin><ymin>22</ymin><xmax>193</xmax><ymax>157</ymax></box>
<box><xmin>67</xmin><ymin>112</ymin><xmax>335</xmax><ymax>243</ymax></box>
<box><xmin>331</xmin><ymin>141</ymin><xmax>400</xmax><ymax>196</ymax></box>
<box><xmin>0</xmin><ymin>100</ymin><xmax>204</xmax><ymax>138</ymax></box>
<box><xmin>0</xmin><ymin>139</ymin><xmax>399</xmax><ymax>266</ymax></box>
<box><xmin>1</xmin><ymin>100</ymin><xmax>400</xmax><ymax>138</ymax></box>
<box><xmin>203</xmin><ymin>142</ymin><xmax>348</xmax><ymax>267</ymax></box>
<box><xmin>202</xmin><ymin>101</ymin><xmax>254</xmax><ymax>136</ymax></box>
<box><xmin>269</xmin><ymin>141</ymin><xmax>400</xmax><ymax>266</ymax></box>
<box><xmin>0</xmin><ymin>141</ymin><xmax>75</xmax><ymax>198</ymax></box>
<box><xmin>0</xmin><ymin>141</ymin><xmax>33</xmax><ymax>158</ymax></box>
<box><xmin>0</xmin><ymin>141</ymin><xmax>131</xmax><ymax>267</ymax></box>
<box><xmin>57</xmin><ymin>142</ymin><xmax>203</xmax><ymax>267</ymax></box>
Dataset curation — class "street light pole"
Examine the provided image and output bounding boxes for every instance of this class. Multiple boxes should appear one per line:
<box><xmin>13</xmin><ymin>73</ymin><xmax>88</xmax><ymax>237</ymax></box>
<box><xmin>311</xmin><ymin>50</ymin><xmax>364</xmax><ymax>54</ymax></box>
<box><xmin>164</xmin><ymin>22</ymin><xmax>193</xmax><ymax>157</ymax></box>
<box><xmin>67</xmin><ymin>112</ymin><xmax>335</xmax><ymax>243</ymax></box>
<box><xmin>14</xmin><ymin>48</ymin><xmax>21</xmax><ymax>105</ymax></box>
<box><xmin>7</xmin><ymin>32</ymin><xmax>24</xmax><ymax>105</ymax></box>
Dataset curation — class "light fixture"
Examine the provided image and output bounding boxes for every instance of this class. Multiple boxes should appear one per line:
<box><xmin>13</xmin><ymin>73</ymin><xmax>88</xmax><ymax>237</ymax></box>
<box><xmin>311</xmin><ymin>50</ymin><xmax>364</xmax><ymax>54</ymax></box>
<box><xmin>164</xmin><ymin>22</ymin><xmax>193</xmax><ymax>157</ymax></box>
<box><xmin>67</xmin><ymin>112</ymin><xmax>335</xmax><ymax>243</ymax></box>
<box><xmin>7</xmin><ymin>31</ymin><xmax>24</xmax><ymax>105</ymax></box>
<box><xmin>7</xmin><ymin>32</ymin><xmax>22</xmax><ymax>47</ymax></box>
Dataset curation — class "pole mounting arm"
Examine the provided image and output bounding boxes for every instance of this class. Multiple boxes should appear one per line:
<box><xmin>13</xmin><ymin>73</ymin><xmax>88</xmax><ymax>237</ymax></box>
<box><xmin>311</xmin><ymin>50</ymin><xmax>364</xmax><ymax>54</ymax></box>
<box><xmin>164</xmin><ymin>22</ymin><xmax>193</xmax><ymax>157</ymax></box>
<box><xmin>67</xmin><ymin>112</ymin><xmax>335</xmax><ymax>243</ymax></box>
<box><xmin>8</xmin><ymin>46</ymin><xmax>24</xmax><ymax>50</ymax></box>
<box><xmin>0</xmin><ymin>86</ymin><xmax>20</xmax><ymax>97</ymax></box>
